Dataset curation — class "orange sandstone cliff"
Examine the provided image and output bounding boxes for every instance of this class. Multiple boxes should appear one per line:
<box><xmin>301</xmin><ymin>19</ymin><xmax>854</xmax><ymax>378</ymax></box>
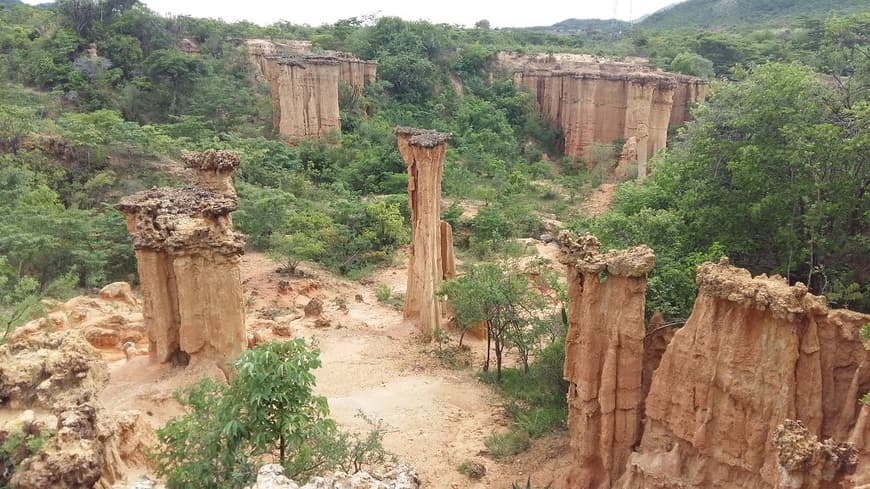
<box><xmin>503</xmin><ymin>55</ymin><xmax>706</xmax><ymax>172</ymax></box>
<box><xmin>117</xmin><ymin>150</ymin><xmax>246</xmax><ymax>365</ymax></box>
<box><xmin>557</xmin><ymin>234</ymin><xmax>869</xmax><ymax>489</ymax></box>
<box><xmin>245</xmin><ymin>40</ymin><xmax>376</xmax><ymax>144</ymax></box>
<box><xmin>395</xmin><ymin>128</ymin><xmax>453</xmax><ymax>341</ymax></box>
<box><xmin>557</xmin><ymin>233</ymin><xmax>655</xmax><ymax>488</ymax></box>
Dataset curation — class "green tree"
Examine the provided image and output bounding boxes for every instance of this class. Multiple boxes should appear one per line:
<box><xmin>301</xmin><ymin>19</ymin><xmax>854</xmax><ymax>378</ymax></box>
<box><xmin>670</xmin><ymin>51</ymin><xmax>715</xmax><ymax>78</ymax></box>
<box><xmin>440</xmin><ymin>262</ymin><xmax>546</xmax><ymax>379</ymax></box>
<box><xmin>154</xmin><ymin>340</ymin><xmax>339</xmax><ymax>488</ymax></box>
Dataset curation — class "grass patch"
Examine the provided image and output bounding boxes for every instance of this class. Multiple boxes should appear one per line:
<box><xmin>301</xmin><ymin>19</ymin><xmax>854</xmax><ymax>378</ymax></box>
<box><xmin>484</xmin><ymin>430</ymin><xmax>531</xmax><ymax>459</ymax></box>
<box><xmin>479</xmin><ymin>340</ymin><xmax>568</xmax><ymax>458</ymax></box>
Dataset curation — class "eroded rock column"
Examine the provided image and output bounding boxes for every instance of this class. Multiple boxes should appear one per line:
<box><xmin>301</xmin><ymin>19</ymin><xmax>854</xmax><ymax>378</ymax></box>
<box><xmin>619</xmin><ymin>259</ymin><xmax>869</xmax><ymax>489</ymax></box>
<box><xmin>557</xmin><ymin>232</ymin><xmax>655</xmax><ymax>488</ymax></box>
<box><xmin>117</xmin><ymin>150</ymin><xmax>246</xmax><ymax>365</ymax></box>
<box><xmin>395</xmin><ymin>127</ymin><xmax>452</xmax><ymax>341</ymax></box>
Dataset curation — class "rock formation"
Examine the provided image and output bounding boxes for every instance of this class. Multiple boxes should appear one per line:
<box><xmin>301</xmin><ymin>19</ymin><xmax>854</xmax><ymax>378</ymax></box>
<box><xmin>0</xmin><ymin>330</ymin><xmax>155</xmax><ymax>489</ymax></box>
<box><xmin>245</xmin><ymin>463</ymin><xmax>420</xmax><ymax>489</ymax></box>
<box><xmin>117</xmin><ymin>149</ymin><xmax>246</xmax><ymax>365</ymax></box>
<box><xmin>0</xmin><ymin>330</ymin><xmax>108</xmax><ymax>409</ymax></box>
<box><xmin>395</xmin><ymin>127</ymin><xmax>452</xmax><ymax>340</ymax></box>
<box><xmin>556</xmin><ymin>235</ymin><xmax>870</xmax><ymax>489</ymax></box>
<box><xmin>440</xmin><ymin>220</ymin><xmax>457</xmax><ymax>280</ymax></box>
<box><xmin>502</xmin><ymin>54</ymin><xmax>706</xmax><ymax>171</ymax></box>
<box><xmin>264</xmin><ymin>56</ymin><xmax>342</xmax><ymax>144</ymax></box>
<box><xmin>245</xmin><ymin>40</ymin><xmax>376</xmax><ymax>144</ymax></box>
<box><xmin>557</xmin><ymin>232</ymin><xmax>655</xmax><ymax>488</ymax></box>
<box><xmin>12</xmin><ymin>282</ymin><xmax>147</xmax><ymax>356</ymax></box>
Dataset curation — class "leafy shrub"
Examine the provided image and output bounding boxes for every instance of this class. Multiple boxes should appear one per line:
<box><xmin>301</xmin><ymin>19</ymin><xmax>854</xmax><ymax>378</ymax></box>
<box><xmin>0</xmin><ymin>424</ymin><xmax>50</xmax><ymax>486</ymax></box>
<box><xmin>153</xmin><ymin>340</ymin><xmax>389</xmax><ymax>488</ymax></box>
<box><xmin>375</xmin><ymin>283</ymin><xmax>392</xmax><ymax>302</ymax></box>
<box><xmin>457</xmin><ymin>460</ymin><xmax>486</xmax><ymax>479</ymax></box>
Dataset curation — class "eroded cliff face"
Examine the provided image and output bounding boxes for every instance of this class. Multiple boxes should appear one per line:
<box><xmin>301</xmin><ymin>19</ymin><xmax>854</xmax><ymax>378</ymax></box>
<box><xmin>556</xmin><ymin>236</ymin><xmax>869</xmax><ymax>489</ymax></box>
<box><xmin>504</xmin><ymin>54</ymin><xmax>706</xmax><ymax>171</ymax></box>
<box><xmin>395</xmin><ymin>128</ymin><xmax>452</xmax><ymax>341</ymax></box>
<box><xmin>245</xmin><ymin>40</ymin><xmax>376</xmax><ymax>144</ymax></box>
<box><xmin>117</xmin><ymin>150</ymin><xmax>246</xmax><ymax>365</ymax></box>
<box><xmin>557</xmin><ymin>233</ymin><xmax>655</xmax><ymax>488</ymax></box>
<box><xmin>620</xmin><ymin>261</ymin><xmax>868</xmax><ymax>489</ymax></box>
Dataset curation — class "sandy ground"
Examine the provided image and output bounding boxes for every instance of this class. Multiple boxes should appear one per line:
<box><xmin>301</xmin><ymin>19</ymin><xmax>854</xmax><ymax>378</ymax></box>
<box><xmin>577</xmin><ymin>182</ymin><xmax>616</xmax><ymax>218</ymax></box>
<box><xmin>93</xmin><ymin>250</ymin><xmax>571</xmax><ymax>488</ymax></box>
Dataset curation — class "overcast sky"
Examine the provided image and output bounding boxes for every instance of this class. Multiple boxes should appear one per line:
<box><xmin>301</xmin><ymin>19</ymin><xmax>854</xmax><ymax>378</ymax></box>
<box><xmin>24</xmin><ymin>0</ymin><xmax>684</xmax><ymax>28</ymax></box>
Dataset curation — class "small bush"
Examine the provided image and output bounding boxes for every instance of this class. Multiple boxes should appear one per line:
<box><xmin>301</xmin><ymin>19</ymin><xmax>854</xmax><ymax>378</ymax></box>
<box><xmin>457</xmin><ymin>460</ymin><xmax>486</xmax><ymax>479</ymax></box>
<box><xmin>0</xmin><ymin>424</ymin><xmax>50</xmax><ymax>486</ymax></box>
<box><xmin>375</xmin><ymin>283</ymin><xmax>392</xmax><ymax>302</ymax></box>
<box><xmin>485</xmin><ymin>430</ymin><xmax>530</xmax><ymax>459</ymax></box>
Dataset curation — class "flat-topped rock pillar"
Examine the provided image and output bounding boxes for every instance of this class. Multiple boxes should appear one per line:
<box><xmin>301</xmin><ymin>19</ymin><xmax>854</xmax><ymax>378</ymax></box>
<box><xmin>117</xmin><ymin>150</ymin><xmax>246</xmax><ymax>365</ymax></box>
<box><xmin>395</xmin><ymin>127</ymin><xmax>452</xmax><ymax>341</ymax></box>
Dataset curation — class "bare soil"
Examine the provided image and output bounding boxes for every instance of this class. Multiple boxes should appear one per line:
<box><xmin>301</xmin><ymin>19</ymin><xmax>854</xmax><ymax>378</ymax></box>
<box><xmin>96</xmin><ymin>251</ymin><xmax>571</xmax><ymax>488</ymax></box>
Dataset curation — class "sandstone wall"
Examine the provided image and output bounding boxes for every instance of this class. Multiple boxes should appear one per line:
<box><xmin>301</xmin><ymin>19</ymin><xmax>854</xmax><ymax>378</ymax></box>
<box><xmin>265</xmin><ymin>56</ymin><xmax>342</xmax><ymax>145</ymax></box>
<box><xmin>396</xmin><ymin>128</ymin><xmax>452</xmax><ymax>341</ymax></box>
<box><xmin>618</xmin><ymin>260</ymin><xmax>868</xmax><ymax>489</ymax></box>
<box><xmin>117</xmin><ymin>150</ymin><xmax>246</xmax><ymax>365</ymax></box>
<box><xmin>556</xmin><ymin>235</ymin><xmax>869</xmax><ymax>489</ymax></box>
<box><xmin>557</xmin><ymin>233</ymin><xmax>655</xmax><ymax>488</ymax></box>
<box><xmin>509</xmin><ymin>59</ymin><xmax>705</xmax><ymax>170</ymax></box>
<box><xmin>245</xmin><ymin>40</ymin><xmax>376</xmax><ymax>144</ymax></box>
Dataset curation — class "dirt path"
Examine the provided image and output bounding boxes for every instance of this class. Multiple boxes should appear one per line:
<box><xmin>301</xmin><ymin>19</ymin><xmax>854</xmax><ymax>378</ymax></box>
<box><xmin>97</xmin><ymin>252</ymin><xmax>570</xmax><ymax>488</ymax></box>
<box><xmin>578</xmin><ymin>182</ymin><xmax>616</xmax><ymax>218</ymax></box>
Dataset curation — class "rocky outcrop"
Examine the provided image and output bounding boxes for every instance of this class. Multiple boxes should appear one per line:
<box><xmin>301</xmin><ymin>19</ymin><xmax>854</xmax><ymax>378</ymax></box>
<box><xmin>395</xmin><ymin>128</ymin><xmax>452</xmax><ymax>341</ymax></box>
<box><xmin>504</xmin><ymin>54</ymin><xmax>706</xmax><ymax>170</ymax></box>
<box><xmin>0</xmin><ymin>330</ymin><xmax>108</xmax><ymax>409</ymax></box>
<box><xmin>11</xmin><ymin>404</ymin><xmax>155</xmax><ymax>489</ymax></box>
<box><xmin>117</xmin><ymin>150</ymin><xmax>246</xmax><ymax>365</ymax></box>
<box><xmin>264</xmin><ymin>56</ymin><xmax>342</xmax><ymax>144</ymax></box>
<box><xmin>772</xmin><ymin>419</ymin><xmax>857</xmax><ymax>489</ymax></box>
<box><xmin>1</xmin><ymin>330</ymin><xmax>155</xmax><ymax>489</ymax></box>
<box><xmin>245</xmin><ymin>463</ymin><xmax>419</xmax><ymax>489</ymax></box>
<box><xmin>12</xmin><ymin>282</ymin><xmax>147</xmax><ymax>355</ymax></box>
<box><xmin>245</xmin><ymin>40</ymin><xmax>376</xmax><ymax>144</ymax></box>
<box><xmin>556</xmin><ymin>235</ymin><xmax>869</xmax><ymax>489</ymax></box>
<box><xmin>557</xmin><ymin>233</ymin><xmax>655</xmax><ymax>488</ymax></box>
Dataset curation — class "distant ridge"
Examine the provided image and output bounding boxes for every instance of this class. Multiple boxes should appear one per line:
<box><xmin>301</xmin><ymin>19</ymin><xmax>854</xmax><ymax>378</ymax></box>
<box><xmin>521</xmin><ymin>18</ymin><xmax>630</xmax><ymax>35</ymax></box>
<box><xmin>637</xmin><ymin>0</ymin><xmax>870</xmax><ymax>30</ymax></box>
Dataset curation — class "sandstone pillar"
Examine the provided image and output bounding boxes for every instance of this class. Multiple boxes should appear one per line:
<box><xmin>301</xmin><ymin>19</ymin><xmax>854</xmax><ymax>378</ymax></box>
<box><xmin>557</xmin><ymin>232</ymin><xmax>655</xmax><ymax>488</ymax></box>
<box><xmin>440</xmin><ymin>220</ymin><xmax>456</xmax><ymax>280</ymax></box>
<box><xmin>395</xmin><ymin>127</ymin><xmax>452</xmax><ymax>341</ymax></box>
<box><xmin>117</xmin><ymin>150</ymin><xmax>246</xmax><ymax>365</ymax></box>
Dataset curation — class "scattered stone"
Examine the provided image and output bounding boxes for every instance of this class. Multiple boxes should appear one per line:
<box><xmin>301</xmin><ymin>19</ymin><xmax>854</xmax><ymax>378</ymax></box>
<box><xmin>304</xmin><ymin>297</ymin><xmax>323</xmax><ymax>317</ymax></box>
<box><xmin>99</xmin><ymin>282</ymin><xmax>138</xmax><ymax>307</ymax></box>
<box><xmin>246</xmin><ymin>463</ymin><xmax>419</xmax><ymax>489</ymax></box>
<box><xmin>313</xmin><ymin>318</ymin><xmax>331</xmax><ymax>329</ymax></box>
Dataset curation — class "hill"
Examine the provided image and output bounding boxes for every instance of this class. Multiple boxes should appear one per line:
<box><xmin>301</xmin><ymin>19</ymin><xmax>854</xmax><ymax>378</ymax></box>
<box><xmin>638</xmin><ymin>0</ymin><xmax>870</xmax><ymax>30</ymax></box>
<box><xmin>522</xmin><ymin>18</ymin><xmax>630</xmax><ymax>35</ymax></box>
